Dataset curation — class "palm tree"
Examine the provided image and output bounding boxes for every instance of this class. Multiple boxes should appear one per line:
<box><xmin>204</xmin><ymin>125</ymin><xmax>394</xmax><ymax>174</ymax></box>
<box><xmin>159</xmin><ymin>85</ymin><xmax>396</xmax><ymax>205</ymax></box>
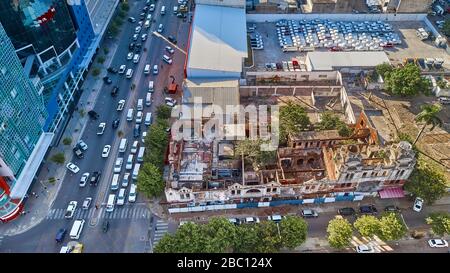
<box><xmin>413</xmin><ymin>103</ymin><xmax>443</xmax><ymax>145</ymax></box>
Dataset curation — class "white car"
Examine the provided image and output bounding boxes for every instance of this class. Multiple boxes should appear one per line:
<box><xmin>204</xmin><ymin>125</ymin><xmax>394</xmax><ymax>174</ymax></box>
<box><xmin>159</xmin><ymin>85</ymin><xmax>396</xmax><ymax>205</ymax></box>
<box><xmin>66</xmin><ymin>162</ymin><xmax>80</xmax><ymax>174</ymax></box>
<box><xmin>356</xmin><ymin>244</ymin><xmax>375</xmax><ymax>253</ymax></box>
<box><xmin>114</xmin><ymin>157</ymin><xmax>123</xmax><ymax>173</ymax></box>
<box><xmin>82</xmin><ymin>197</ymin><xmax>92</xmax><ymax>210</ymax></box>
<box><xmin>165</xmin><ymin>46</ymin><xmax>174</xmax><ymax>54</ymax></box>
<box><xmin>130</xmin><ymin>140</ymin><xmax>139</xmax><ymax>154</ymax></box>
<box><xmin>153</xmin><ymin>65</ymin><xmax>158</xmax><ymax>75</ymax></box>
<box><xmin>122</xmin><ymin>173</ymin><xmax>130</xmax><ymax>187</ymax></box>
<box><xmin>136</xmin><ymin>111</ymin><xmax>143</xmax><ymax>124</ymax></box>
<box><xmin>65</xmin><ymin>201</ymin><xmax>77</xmax><ymax>219</ymax></box>
<box><xmin>157</xmin><ymin>23</ymin><xmax>163</xmax><ymax>33</ymax></box>
<box><xmin>141</xmin><ymin>34</ymin><xmax>148</xmax><ymax>41</ymax></box>
<box><xmin>119</xmin><ymin>65</ymin><xmax>126</xmax><ymax>74</ymax></box>
<box><xmin>128</xmin><ymin>184</ymin><xmax>137</xmax><ymax>203</ymax></box>
<box><xmin>413</xmin><ymin>197</ymin><xmax>424</xmax><ymax>212</ymax></box>
<box><xmin>97</xmin><ymin>122</ymin><xmax>106</xmax><ymax>135</ymax></box>
<box><xmin>165</xmin><ymin>97</ymin><xmax>176</xmax><ymax>107</ymax></box>
<box><xmin>117</xmin><ymin>99</ymin><xmax>125</xmax><ymax>111</ymax></box>
<box><xmin>135</xmin><ymin>26</ymin><xmax>141</xmax><ymax>33</ymax></box>
<box><xmin>428</xmin><ymin>239</ymin><xmax>448</xmax><ymax>248</ymax></box>
<box><xmin>127</xmin><ymin>52</ymin><xmax>133</xmax><ymax>60</ymax></box>
<box><xmin>79</xmin><ymin>172</ymin><xmax>89</xmax><ymax>187</ymax></box>
<box><xmin>149</xmin><ymin>4</ymin><xmax>155</xmax><ymax>12</ymax></box>
<box><xmin>102</xmin><ymin>145</ymin><xmax>111</xmax><ymax>158</ymax></box>
<box><xmin>141</xmin><ymin>131</ymin><xmax>147</xmax><ymax>143</ymax></box>
<box><xmin>77</xmin><ymin>140</ymin><xmax>88</xmax><ymax>151</ymax></box>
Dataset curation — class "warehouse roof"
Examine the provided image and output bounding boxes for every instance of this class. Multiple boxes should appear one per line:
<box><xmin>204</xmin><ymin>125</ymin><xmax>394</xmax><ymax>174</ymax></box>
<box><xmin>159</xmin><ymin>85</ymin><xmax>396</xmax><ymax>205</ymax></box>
<box><xmin>187</xmin><ymin>4</ymin><xmax>247</xmax><ymax>75</ymax></box>
<box><xmin>306</xmin><ymin>51</ymin><xmax>390</xmax><ymax>71</ymax></box>
<box><xmin>183</xmin><ymin>78</ymin><xmax>240</xmax><ymax>109</ymax></box>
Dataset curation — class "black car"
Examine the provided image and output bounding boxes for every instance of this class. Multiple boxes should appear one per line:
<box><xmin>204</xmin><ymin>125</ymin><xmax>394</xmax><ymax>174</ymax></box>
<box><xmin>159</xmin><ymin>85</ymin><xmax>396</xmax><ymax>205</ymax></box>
<box><xmin>140</xmin><ymin>12</ymin><xmax>146</xmax><ymax>19</ymax></box>
<box><xmin>72</xmin><ymin>146</ymin><xmax>84</xmax><ymax>159</ymax></box>
<box><xmin>107</xmin><ymin>67</ymin><xmax>118</xmax><ymax>74</ymax></box>
<box><xmin>103</xmin><ymin>76</ymin><xmax>112</xmax><ymax>84</ymax></box>
<box><xmin>55</xmin><ymin>228</ymin><xmax>67</xmax><ymax>243</ymax></box>
<box><xmin>90</xmin><ymin>171</ymin><xmax>101</xmax><ymax>186</ymax></box>
<box><xmin>359</xmin><ymin>204</ymin><xmax>378</xmax><ymax>215</ymax></box>
<box><xmin>88</xmin><ymin>110</ymin><xmax>99</xmax><ymax>120</ymax></box>
<box><xmin>135</xmin><ymin>43</ymin><xmax>142</xmax><ymax>49</ymax></box>
<box><xmin>102</xmin><ymin>220</ymin><xmax>110</xmax><ymax>233</ymax></box>
<box><xmin>111</xmin><ymin>86</ymin><xmax>119</xmax><ymax>97</ymax></box>
<box><xmin>112</xmin><ymin>119</ymin><xmax>120</xmax><ymax>129</ymax></box>
<box><xmin>129</xmin><ymin>42</ymin><xmax>135</xmax><ymax>50</ymax></box>
<box><xmin>133</xmin><ymin>124</ymin><xmax>141</xmax><ymax>138</ymax></box>
<box><xmin>143</xmin><ymin>6</ymin><xmax>148</xmax><ymax>12</ymax></box>
<box><xmin>384</xmin><ymin>205</ymin><xmax>401</xmax><ymax>213</ymax></box>
<box><xmin>128</xmin><ymin>17</ymin><xmax>136</xmax><ymax>23</ymax></box>
<box><xmin>168</xmin><ymin>35</ymin><xmax>177</xmax><ymax>44</ymax></box>
<box><xmin>338</xmin><ymin>207</ymin><xmax>356</xmax><ymax>216</ymax></box>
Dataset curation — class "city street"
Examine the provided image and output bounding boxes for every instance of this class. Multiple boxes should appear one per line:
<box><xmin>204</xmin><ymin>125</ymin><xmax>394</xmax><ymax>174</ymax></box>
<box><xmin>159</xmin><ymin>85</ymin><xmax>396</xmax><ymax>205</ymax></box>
<box><xmin>0</xmin><ymin>0</ymin><xmax>190</xmax><ymax>253</ymax></box>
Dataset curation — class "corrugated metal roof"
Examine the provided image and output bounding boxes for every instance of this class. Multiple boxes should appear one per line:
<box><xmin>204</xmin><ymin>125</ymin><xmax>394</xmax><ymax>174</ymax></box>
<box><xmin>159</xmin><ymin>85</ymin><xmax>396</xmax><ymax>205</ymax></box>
<box><xmin>187</xmin><ymin>4</ymin><xmax>247</xmax><ymax>75</ymax></box>
<box><xmin>307</xmin><ymin>51</ymin><xmax>390</xmax><ymax>71</ymax></box>
<box><xmin>183</xmin><ymin>78</ymin><xmax>240</xmax><ymax>108</ymax></box>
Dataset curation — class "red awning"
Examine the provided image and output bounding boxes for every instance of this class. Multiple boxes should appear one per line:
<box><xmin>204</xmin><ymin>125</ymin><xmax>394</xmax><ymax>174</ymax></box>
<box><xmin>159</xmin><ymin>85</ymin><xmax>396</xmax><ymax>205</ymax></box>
<box><xmin>379</xmin><ymin>187</ymin><xmax>405</xmax><ymax>199</ymax></box>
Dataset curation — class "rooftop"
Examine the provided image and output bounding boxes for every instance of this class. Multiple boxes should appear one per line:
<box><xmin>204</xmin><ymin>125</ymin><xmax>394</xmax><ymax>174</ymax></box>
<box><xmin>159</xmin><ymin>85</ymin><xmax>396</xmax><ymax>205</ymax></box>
<box><xmin>187</xmin><ymin>4</ymin><xmax>247</xmax><ymax>75</ymax></box>
<box><xmin>306</xmin><ymin>51</ymin><xmax>390</xmax><ymax>71</ymax></box>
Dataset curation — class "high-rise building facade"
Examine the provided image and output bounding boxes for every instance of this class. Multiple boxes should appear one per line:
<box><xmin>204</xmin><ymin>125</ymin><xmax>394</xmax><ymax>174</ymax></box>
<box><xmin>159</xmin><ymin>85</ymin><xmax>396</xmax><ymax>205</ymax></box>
<box><xmin>0</xmin><ymin>23</ymin><xmax>51</xmax><ymax>222</ymax></box>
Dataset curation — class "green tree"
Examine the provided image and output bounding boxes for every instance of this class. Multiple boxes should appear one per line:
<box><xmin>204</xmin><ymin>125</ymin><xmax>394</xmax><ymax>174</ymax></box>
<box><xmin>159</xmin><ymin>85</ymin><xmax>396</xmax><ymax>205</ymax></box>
<box><xmin>317</xmin><ymin>111</ymin><xmax>341</xmax><ymax>130</ymax></box>
<box><xmin>117</xmin><ymin>130</ymin><xmax>124</xmax><ymax>138</ymax></box>
<box><xmin>153</xmin><ymin>233</ymin><xmax>179</xmax><ymax>253</ymax></box>
<box><xmin>118</xmin><ymin>9</ymin><xmax>127</xmax><ymax>19</ymax></box>
<box><xmin>62</xmin><ymin>137</ymin><xmax>72</xmax><ymax>146</ymax></box>
<box><xmin>234</xmin><ymin>138</ymin><xmax>277</xmax><ymax>171</ymax></box>
<box><xmin>108</xmin><ymin>24</ymin><xmax>119</xmax><ymax>36</ymax></box>
<box><xmin>327</xmin><ymin>217</ymin><xmax>353</xmax><ymax>249</ymax></box>
<box><xmin>50</xmin><ymin>153</ymin><xmax>65</xmax><ymax>164</ymax></box>
<box><xmin>136</xmin><ymin>163</ymin><xmax>165</xmax><ymax>198</ymax></box>
<box><xmin>413</xmin><ymin>103</ymin><xmax>443</xmax><ymax>145</ymax></box>
<box><xmin>156</xmin><ymin>105</ymin><xmax>172</xmax><ymax>120</ymax></box>
<box><xmin>254</xmin><ymin>221</ymin><xmax>282</xmax><ymax>253</ymax></box>
<box><xmin>92</xmin><ymin>67</ymin><xmax>100</xmax><ymax>77</ymax></box>
<box><xmin>426</xmin><ymin>212</ymin><xmax>450</xmax><ymax>236</ymax></box>
<box><xmin>384</xmin><ymin>64</ymin><xmax>431</xmax><ymax>96</ymax></box>
<box><xmin>233</xmin><ymin>224</ymin><xmax>260</xmax><ymax>253</ymax></box>
<box><xmin>353</xmin><ymin>215</ymin><xmax>381</xmax><ymax>237</ymax></box>
<box><xmin>379</xmin><ymin>213</ymin><xmax>407</xmax><ymax>241</ymax></box>
<box><xmin>103</xmin><ymin>47</ymin><xmax>109</xmax><ymax>55</ymax></box>
<box><xmin>443</xmin><ymin>20</ymin><xmax>450</xmax><ymax>37</ymax></box>
<box><xmin>405</xmin><ymin>161</ymin><xmax>447</xmax><ymax>205</ymax></box>
<box><xmin>202</xmin><ymin>217</ymin><xmax>237</xmax><ymax>252</ymax></box>
<box><xmin>279</xmin><ymin>101</ymin><xmax>310</xmax><ymax>144</ymax></box>
<box><xmin>279</xmin><ymin>216</ymin><xmax>308</xmax><ymax>249</ymax></box>
<box><xmin>120</xmin><ymin>2</ymin><xmax>130</xmax><ymax>11</ymax></box>
<box><xmin>97</xmin><ymin>56</ymin><xmax>106</xmax><ymax>64</ymax></box>
<box><xmin>337</xmin><ymin>123</ymin><xmax>353</xmax><ymax>137</ymax></box>
<box><xmin>375</xmin><ymin>63</ymin><xmax>393</xmax><ymax>78</ymax></box>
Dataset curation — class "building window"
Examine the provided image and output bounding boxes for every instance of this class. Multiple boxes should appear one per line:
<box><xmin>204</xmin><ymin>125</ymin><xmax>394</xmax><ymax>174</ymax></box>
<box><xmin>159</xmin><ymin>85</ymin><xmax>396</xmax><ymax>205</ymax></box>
<box><xmin>237</xmin><ymin>190</ymin><xmax>241</xmax><ymax>194</ymax></box>
<box><xmin>1</xmin><ymin>66</ymin><xmax>6</xmax><ymax>75</ymax></box>
<box><xmin>318</xmin><ymin>75</ymin><xmax>327</xmax><ymax>78</ymax></box>
<box><xmin>362</xmin><ymin>172</ymin><xmax>367</xmax><ymax>178</ymax></box>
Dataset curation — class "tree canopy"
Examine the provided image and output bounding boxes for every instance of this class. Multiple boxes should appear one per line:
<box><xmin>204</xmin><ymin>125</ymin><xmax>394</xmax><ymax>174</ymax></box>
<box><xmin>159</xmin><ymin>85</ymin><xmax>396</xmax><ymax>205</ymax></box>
<box><xmin>383</xmin><ymin>64</ymin><xmax>431</xmax><ymax>96</ymax></box>
<box><xmin>405</xmin><ymin>160</ymin><xmax>448</xmax><ymax>205</ymax></box>
<box><xmin>353</xmin><ymin>215</ymin><xmax>381</xmax><ymax>237</ymax></box>
<box><xmin>137</xmin><ymin>163</ymin><xmax>165</xmax><ymax>198</ymax></box>
<box><xmin>426</xmin><ymin>212</ymin><xmax>450</xmax><ymax>236</ymax></box>
<box><xmin>234</xmin><ymin>138</ymin><xmax>277</xmax><ymax>171</ymax></box>
<box><xmin>279</xmin><ymin>101</ymin><xmax>310</xmax><ymax>144</ymax></box>
<box><xmin>413</xmin><ymin>103</ymin><xmax>443</xmax><ymax>145</ymax></box>
<box><xmin>317</xmin><ymin>111</ymin><xmax>353</xmax><ymax>137</ymax></box>
<box><xmin>279</xmin><ymin>216</ymin><xmax>308</xmax><ymax>249</ymax></box>
<box><xmin>379</xmin><ymin>213</ymin><xmax>407</xmax><ymax>241</ymax></box>
<box><xmin>327</xmin><ymin>217</ymin><xmax>353</xmax><ymax>249</ymax></box>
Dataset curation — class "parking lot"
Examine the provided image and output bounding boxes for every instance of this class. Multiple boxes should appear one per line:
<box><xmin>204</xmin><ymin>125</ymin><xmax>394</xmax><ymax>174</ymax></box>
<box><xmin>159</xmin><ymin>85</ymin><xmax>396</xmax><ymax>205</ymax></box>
<box><xmin>249</xmin><ymin>20</ymin><xmax>450</xmax><ymax>71</ymax></box>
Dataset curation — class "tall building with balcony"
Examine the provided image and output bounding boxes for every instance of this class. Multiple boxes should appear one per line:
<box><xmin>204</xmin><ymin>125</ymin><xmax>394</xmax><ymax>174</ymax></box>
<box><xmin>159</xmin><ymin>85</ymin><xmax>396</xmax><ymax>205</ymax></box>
<box><xmin>0</xmin><ymin>23</ymin><xmax>52</xmax><ymax>222</ymax></box>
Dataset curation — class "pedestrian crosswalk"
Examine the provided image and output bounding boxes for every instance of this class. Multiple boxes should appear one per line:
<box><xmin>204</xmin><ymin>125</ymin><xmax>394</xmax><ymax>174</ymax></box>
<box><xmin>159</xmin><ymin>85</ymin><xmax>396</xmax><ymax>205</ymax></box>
<box><xmin>46</xmin><ymin>205</ymin><xmax>151</xmax><ymax>220</ymax></box>
<box><xmin>350</xmin><ymin>235</ymin><xmax>394</xmax><ymax>253</ymax></box>
<box><xmin>153</xmin><ymin>220</ymin><xmax>169</xmax><ymax>245</ymax></box>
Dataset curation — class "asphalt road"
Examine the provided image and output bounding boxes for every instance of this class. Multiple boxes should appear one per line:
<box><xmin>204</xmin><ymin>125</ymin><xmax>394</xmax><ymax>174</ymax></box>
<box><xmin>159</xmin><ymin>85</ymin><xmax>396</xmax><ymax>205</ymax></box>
<box><xmin>0</xmin><ymin>0</ymin><xmax>190</xmax><ymax>253</ymax></box>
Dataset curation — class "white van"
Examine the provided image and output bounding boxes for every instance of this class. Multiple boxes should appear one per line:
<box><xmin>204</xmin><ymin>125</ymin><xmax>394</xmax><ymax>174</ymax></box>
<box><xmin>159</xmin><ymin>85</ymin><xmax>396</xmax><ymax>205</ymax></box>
<box><xmin>137</xmin><ymin>99</ymin><xmax>143</xmax><ymax>111</ymax></box>
<box><xmin>106</xmin><ymin>194</ymin><xmax>115</xmax><ymax>212</ymax></box>
<box><xmin>117</xmin><ymin>188</ymin><xmax>126</xmax><ymax>206</ymax></box>
<box><xmin>173</xmin><ymin>6</ymin><xmax>178</xmax><ymax>14</ymax></box>
<box><xmin>133</xmin><ymin>54</ymin><xmax>140</xmax><ymax>64</ymax></box>
<box><xmin>135</xmin><ymin>111</ymin><xmax>143</xmax><ymax>124</ymax></box>
<box><xmin>162</xmin><ymin>54</ymin><xmax>172</xmax><ymax>64</ymax></box>
<box><xmin>119</xmin><ymin>138</ymin><xmax>128</xmax><ymax>153</ymax></box>
<box><xmin>144</xmin><ymin>64</ymin><xmax>150</xmax><ymax>75</ymax></box>
<box><xmin>144</xmin><ymin>112</ymin><xmax>152</xmax><ymax>126</ymax></box>
<box><xmin>148</xmin><ymin>81</ymin><xmax>154</xmax><ymax>93</ymax></box>
<box><xmin>145</xmin><ymin>93</ymin><xmax>152</xmax><ymax>106</ymax></box>
<box><xmin>126</xmin><ymin>68</ymin><xmax>133</xmax><ymax>79</ymax></box>
<box><xmin>137</xmin><ymin>147</ymin><xmax>146</xmax><ymax>162</ymax></box>
<box><xmin>144</xmin><ymin>20</ymin><xmax>150</xmax><ymax>28</ymax></box>
<box><xmin>111</xmin><ymin>173</ymin><xmax>120</xmax><ymax>191</ymax></box>
<box><xmin>114</xmin><ymin>157</ymin><xmax>123</xmax><ymax>173</ymax></box>
<box><xmin>69</xmin><ymin>219</ymin><xmax>85</xmax><ymax>240</ymax></box>
<box><xmin>161</xmin><ymin>5</ymin><xmax>166</xmax><ymax>15</ymax></box>
<box><xmin>126</xmin><ymin>154</ymin><xmax>134</xmax><ymax>170</ymax></box>
<box><xmin>132</xmin><ymin>163</ymin><xmax>141</xmax><ymax>180</ymax></box>
<box><xmin>126</xmin><ymin>109</ymin><xmax>134</xmax><ymax>121</ymax></box>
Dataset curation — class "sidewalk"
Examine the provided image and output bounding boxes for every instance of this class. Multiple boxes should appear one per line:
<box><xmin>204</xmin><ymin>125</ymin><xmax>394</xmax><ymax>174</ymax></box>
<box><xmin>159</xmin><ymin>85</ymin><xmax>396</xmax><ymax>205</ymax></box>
<box><xmin>0</xmin><ymin>35</ymin><xmax>122</xmax><ymax>237</ymax></box>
